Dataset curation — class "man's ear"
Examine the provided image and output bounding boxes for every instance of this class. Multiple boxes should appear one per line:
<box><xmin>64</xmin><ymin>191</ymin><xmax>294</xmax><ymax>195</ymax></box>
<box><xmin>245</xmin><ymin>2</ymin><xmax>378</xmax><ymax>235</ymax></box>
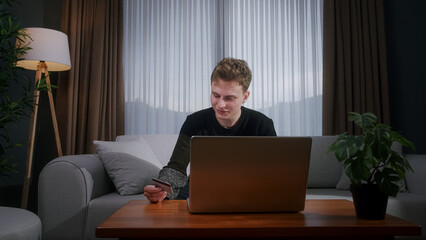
<box><xmin>242</xmin><ymin>90</ymin><xmax>250</xmax><ymax>103</ymax></box>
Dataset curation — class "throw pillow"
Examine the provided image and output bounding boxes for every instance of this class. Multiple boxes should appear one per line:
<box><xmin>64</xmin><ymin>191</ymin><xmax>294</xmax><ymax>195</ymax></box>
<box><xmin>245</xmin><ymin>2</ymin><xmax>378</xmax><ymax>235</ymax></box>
<box><xmin>93</xmin><ymin>137</ymin><xmax>163</xmax><ymax>168</ymax></box>
<box><xmin>93</xmin><ymin>137</ymin><xmax>163</xmax><ymax>195</ymax></box>
<box><xmin>99</xmin><ymin>152</ymin><xmax>160</xmax><ymax>195</ymax></box>
<box><xmin>336</xmin><ymin>172</ymin><xmax>351</xmax><ymax>190</ymax></box>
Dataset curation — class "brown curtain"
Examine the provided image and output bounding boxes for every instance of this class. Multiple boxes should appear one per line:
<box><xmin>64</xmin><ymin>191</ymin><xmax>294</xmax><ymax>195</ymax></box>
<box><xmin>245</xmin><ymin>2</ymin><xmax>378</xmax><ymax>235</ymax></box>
<box><xmin>57</xmin><ymin>0</ymin><xmax>124</xmax><ymax>154</ymax></box>
<box><xmin>322</xmin><ymin>0</ymin><xmax>390</xmax><ymax>135</ymax></box>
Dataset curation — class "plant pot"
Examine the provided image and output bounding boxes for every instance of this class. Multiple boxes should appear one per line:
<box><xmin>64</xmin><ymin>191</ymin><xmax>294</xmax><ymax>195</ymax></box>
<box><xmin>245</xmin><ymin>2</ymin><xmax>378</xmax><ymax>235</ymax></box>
<box><xmin>350</xmin><ymin>184</ymin><xmax>389</xmax><ymax>220</ymax></box>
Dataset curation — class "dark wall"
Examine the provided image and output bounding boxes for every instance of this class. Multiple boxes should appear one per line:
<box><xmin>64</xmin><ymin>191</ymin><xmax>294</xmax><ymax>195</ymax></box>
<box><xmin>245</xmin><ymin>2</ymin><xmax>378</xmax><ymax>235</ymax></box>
<box><xmin>385</xmin><ymin>0</ymin><xmax>426</xmax><ymax>154</ymax></box>
<box><xmin>0</xmin><ymin>0</ymin><xmax>63</xmax><ymax>210</ymax></box>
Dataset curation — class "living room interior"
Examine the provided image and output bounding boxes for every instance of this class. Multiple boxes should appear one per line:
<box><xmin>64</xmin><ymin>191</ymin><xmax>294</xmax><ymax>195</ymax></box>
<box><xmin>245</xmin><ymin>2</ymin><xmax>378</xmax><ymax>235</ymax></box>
<box><xmin>1</xmin><ymin>0</ymin><xmax>425</xmax><ymax>239</ymax></box>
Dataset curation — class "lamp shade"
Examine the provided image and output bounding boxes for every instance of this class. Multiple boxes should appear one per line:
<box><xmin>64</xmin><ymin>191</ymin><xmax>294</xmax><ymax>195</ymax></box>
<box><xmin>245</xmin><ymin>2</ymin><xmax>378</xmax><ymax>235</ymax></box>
<box><xmin>16</xmin><ymin>27</ymin><xmax>71</xmax><ymax>72</ymax></box>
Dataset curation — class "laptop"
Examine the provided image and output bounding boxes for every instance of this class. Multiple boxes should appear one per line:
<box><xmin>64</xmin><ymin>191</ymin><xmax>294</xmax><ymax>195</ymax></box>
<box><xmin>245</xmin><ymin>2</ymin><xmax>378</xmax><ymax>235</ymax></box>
<box><xmin>187</xmin><ymin>136</ymin><xmax>312</xmax><ymax>213</ymax></box>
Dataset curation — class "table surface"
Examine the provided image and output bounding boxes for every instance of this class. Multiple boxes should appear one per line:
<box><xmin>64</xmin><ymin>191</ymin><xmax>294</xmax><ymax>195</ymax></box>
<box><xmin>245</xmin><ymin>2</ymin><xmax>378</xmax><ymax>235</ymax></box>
<box><xmin>96</xmin><ymin>199</ymin><xmax>421</xmax><ymax>239</ymax></box>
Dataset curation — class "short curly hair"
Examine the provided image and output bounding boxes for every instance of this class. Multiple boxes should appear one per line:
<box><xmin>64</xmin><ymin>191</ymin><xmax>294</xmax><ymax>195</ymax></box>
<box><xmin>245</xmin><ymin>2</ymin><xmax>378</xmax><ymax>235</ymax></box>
<box><xmin>210</xmin><ymin>58</ymin><xmax>252</xmax><ymax>92</ymax></box>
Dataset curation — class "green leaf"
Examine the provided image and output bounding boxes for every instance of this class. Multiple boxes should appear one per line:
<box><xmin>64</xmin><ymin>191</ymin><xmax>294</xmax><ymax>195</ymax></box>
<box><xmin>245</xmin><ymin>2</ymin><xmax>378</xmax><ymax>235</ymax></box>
<box><xmin>390</xmin><ymin>130</ymin><xmax>416</xmax><ymax>150</ymax></box>
<box><xmin>348</xmin><ymin>112</ymin><xmax>377</xmax><ymax>134</ymax></box>
<box><xmin>348</xmin><ymin>157</ymin><xmax>371</xmax><ymax>182</ymax></box>
<box><xmin>328</xmin><ymin>111</ymin><xmax>416</xmax><ymax>197</ymax></box>
<box><xmin>328</xmin><ymin>134</ymin><xmax>364</xmax><ymax>163</ymax></box>
<box><xmin>0</xmin><ymin>0</ymin><xmax>36</xmax><ymax>179</ymax></box>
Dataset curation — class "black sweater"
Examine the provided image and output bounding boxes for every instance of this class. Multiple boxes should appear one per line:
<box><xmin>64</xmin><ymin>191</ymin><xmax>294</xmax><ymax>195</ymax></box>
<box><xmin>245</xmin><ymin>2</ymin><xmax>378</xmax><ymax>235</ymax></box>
<box><xmin>166</xmin><ymin>106</ymin><xmax>276</xmax><ymax>175</ymax></box>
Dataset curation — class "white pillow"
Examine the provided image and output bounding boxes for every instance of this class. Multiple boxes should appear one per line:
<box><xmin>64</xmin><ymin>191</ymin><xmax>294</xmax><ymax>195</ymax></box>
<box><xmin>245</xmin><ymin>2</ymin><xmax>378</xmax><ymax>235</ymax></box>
<box><xmin>93</xmin><ymin>137</ymin><xmax>162</xmax><ymax>169</ymax></box>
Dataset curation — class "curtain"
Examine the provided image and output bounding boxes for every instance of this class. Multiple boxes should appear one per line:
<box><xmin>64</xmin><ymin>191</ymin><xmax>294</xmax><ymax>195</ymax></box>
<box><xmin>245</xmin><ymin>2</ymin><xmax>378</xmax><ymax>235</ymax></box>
<box><xmin>123</xmin><ymin>0</ymin><xmax>220</xmax><ymax>134</ymax></box>
<box><xmin>224</xmin><ymin>0</ymin><xmax>323</xmax><ymax>135</ymax></box>
<box><xmin>123</xmin><ymin>0</ymin><xmax>323</xmax><ymax>136</ymax></box>
<box><xmin>322</xmin><ymin>0</ymin><xmax>390</xmax><ymax>135</ymax></box>
<box><xmin>57</xmin><ymin>0</ymin><xmax>124</xmax><ymax>154</ymax></box>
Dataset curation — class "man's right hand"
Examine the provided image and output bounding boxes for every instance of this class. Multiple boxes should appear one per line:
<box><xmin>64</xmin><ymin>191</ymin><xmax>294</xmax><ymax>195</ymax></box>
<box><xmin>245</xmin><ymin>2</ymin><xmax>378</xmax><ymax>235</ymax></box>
<box><xmin>144</xmin><ymin>185</ymin><xmax>167</xmax><ymax>203</ymax></box>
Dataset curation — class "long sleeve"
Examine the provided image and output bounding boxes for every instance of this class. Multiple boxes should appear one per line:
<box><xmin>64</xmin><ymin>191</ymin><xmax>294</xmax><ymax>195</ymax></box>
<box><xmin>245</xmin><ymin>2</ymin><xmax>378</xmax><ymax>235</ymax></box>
<box><xmin>158</xmin><ymin>133</ymin><xmax>191</xmax><ymax>199</ymax></box>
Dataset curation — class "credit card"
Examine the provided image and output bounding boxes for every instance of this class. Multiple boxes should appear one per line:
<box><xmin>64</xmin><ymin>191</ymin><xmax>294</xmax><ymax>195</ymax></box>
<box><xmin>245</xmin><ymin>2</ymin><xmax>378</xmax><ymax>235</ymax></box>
<box><xmin>152</xmin><ymin>177</ymin><xmax>173</xmax><ymax>195</ymax></box>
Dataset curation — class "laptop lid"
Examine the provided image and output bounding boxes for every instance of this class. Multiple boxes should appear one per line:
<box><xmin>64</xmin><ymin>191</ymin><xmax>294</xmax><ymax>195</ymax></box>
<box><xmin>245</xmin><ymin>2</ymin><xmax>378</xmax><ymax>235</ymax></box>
<box><xmin>188</xmin><ymin>136</ymin><xmax>312</xmax><ymax>213</ymax></box>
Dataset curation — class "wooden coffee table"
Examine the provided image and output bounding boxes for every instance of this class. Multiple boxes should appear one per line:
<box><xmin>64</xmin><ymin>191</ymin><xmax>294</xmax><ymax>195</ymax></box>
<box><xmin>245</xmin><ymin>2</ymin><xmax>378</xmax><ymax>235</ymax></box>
<box><xmin>96</xmin><ymin>199</ymin><xmax>421</xmax><ymax>240</ymax></box>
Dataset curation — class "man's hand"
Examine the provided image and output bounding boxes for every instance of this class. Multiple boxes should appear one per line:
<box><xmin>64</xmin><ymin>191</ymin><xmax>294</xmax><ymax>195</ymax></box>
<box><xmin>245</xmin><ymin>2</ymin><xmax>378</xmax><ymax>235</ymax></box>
<box><xmin>144</xmin><ymin>185</ymin><xmax>167</xmax><ymax>203</ymax></box>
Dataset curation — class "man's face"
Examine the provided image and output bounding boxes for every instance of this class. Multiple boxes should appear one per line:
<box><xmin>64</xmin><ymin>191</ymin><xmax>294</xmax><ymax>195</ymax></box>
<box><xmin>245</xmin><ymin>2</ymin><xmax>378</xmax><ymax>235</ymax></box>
<box><xmin>210</xmin><ymin>78</ymin><xmax>250</xmax><ymax>128</ymax></box>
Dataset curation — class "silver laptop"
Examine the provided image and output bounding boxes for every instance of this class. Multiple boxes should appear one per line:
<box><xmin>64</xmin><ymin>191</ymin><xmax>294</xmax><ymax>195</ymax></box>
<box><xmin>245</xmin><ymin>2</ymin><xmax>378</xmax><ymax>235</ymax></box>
<box><xmin>187</xmin><ymin>136</ymin><xmax>312</xmax><ymax>213</ymax></box>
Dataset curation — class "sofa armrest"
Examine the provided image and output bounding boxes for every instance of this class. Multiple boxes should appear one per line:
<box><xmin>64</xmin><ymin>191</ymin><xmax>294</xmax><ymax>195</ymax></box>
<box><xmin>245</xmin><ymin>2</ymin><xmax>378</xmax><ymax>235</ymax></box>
<box><xmin>405</xmin><ymin>154</ymin><xmax>426</xmax><ymax>195</ymax></box>
<box><xmin>38</xmin><ymin>154</ymin><xmax>114</xmax><ymax>240</ymax></box>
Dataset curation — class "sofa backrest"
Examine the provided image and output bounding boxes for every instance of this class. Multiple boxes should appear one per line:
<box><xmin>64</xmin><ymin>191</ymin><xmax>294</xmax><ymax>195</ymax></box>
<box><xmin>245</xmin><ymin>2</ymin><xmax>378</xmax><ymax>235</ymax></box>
<box><xmin>307</xmin><ymin>136</ymin><xmax>341</xmax><ymax>188</ymax></box>
<box><xmin>116</xmin><ymin>134</ymin><xmax>178</xmax><ymax>166</ymax></box>
<box><xmin>143</xmin><ymin>135</ymin><xmax>179</xmax><ymax>166</ymax></box>
<box><xmin>405</xmin><ymin>155</ymin><xmax>426</xmax><ymax>194</ymax></box>
<box><xmin>116</xmin><ymin>134</ymin><xmax>344</xmax><ymax>188</ymax></box>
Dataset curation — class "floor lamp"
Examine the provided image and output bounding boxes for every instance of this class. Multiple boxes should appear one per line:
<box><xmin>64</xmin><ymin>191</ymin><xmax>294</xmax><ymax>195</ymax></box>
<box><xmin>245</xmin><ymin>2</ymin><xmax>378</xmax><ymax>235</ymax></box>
<box><xmin>16</xmin><ymin>28</ymin><xmax>71</xmax><ymax>209</ymax></box>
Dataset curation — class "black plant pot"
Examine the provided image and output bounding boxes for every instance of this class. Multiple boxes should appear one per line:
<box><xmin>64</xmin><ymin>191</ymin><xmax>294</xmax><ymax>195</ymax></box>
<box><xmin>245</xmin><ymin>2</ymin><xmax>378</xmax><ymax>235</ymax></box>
<box><xmin>350</xmin><ymin>184</ymin><xmax>389</xmax><ymax>220</ymax></box>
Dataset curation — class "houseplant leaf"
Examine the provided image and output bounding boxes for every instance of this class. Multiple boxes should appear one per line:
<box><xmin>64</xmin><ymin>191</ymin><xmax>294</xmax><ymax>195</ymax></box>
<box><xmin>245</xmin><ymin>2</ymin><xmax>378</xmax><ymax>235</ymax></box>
<box><xmin>0</xmin><ymin>0</ymin><xmax>37</xmax><ymax>180</ymax></box>
<box><xmin>348</xmin><ymin>112</ymin><xmax>376</xmax><ymax>134</ymax></box>
<box><xmin>328</xmin><ymin>112</ymin><xmax>415</xmax><ymax>197</ymax></box>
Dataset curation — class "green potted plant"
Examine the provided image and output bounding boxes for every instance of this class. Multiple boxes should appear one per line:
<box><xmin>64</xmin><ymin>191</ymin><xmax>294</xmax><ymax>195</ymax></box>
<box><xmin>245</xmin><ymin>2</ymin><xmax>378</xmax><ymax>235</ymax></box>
<box><xmin>327</xmin><ymin>112</ymin><xmax>415</xmax><ymax>220</ymax></box>
<box><xmin>0</xmin><ymin>0</ymin><xmax>48</xmax><ymax>182</ymax></box>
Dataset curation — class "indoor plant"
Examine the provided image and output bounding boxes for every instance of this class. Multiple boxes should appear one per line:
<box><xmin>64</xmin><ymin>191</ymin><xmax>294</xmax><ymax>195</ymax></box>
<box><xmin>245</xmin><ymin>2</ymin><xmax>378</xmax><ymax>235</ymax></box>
<box><xmin>0</xmin><ymin>0</ymin><xmax>48</xmax><ymax>181</ymax></box>
<box><xmin>327</xmin><ymin>112</ymin><xmax>415</xmax><ymax>219</ymax></box>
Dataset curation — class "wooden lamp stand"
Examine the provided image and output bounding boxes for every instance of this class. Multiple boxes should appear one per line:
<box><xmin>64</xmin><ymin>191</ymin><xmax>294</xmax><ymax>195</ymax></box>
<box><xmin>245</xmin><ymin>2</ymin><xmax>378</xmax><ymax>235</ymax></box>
<box><xmin>21</xmin><ymin>61</ymin><xmax>63</xmax><ymax>209</ymax></box>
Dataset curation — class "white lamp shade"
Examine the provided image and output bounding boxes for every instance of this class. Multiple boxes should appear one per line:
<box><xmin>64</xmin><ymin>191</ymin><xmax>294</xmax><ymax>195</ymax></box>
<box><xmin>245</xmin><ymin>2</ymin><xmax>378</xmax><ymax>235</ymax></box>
<box><xmin>16</xmin><ymin>27</ymin><xmax>71</xmax><ymax>72</ymax></box>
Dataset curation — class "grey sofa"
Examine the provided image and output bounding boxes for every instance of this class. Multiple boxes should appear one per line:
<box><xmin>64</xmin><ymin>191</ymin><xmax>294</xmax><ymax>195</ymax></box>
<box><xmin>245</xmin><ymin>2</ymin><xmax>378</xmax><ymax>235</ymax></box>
<box><xmin>38</xmin><ymin>135</ymin><xmax>426</xmax><ymax>240</ymax></box>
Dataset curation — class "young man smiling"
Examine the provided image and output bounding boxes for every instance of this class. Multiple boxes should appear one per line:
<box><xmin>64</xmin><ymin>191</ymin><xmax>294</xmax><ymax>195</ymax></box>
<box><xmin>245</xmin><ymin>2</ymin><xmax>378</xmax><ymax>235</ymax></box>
<box><xmin>144</xmin><ymin>58</ymin><xmax>276</xmax><ymax>202</ymax></box>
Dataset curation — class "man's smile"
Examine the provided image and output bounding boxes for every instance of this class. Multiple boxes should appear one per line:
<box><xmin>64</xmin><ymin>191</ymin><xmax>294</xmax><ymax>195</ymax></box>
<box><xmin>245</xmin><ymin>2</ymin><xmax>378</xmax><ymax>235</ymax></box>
<box><xmin>216</xmin><ymin>109</ymin><xmax>228</xmax><ymax>114</ymax></box>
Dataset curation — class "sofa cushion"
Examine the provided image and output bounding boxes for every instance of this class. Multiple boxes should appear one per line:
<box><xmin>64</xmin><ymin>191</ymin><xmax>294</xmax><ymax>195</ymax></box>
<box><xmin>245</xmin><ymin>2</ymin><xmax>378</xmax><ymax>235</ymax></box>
<box><xmin>99</xmin><ymin>152</ymin><xmax>160</xmax><ymax>195</ymax></box>
<box><xmin>85</xmin><ymin>192</ymin><xmax>147</xmax><ymax>240</ymax></box>
<box><xmin>306</xmin><ymin>188</ymin><xmax>352</xmax><ymax>200</ymax></box>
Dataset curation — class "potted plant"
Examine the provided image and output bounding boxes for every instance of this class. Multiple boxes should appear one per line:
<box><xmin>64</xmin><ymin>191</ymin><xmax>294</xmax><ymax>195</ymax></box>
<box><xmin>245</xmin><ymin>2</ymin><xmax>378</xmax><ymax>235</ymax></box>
<box><xmin>0</xmin><ymin>0</ymin><xmax>48</xmax><ymax>182</ymax></box>
<box><xmin>327</xmin><ymin>112</ymin><xmax>415</xmax><ymax>220</ymax></box>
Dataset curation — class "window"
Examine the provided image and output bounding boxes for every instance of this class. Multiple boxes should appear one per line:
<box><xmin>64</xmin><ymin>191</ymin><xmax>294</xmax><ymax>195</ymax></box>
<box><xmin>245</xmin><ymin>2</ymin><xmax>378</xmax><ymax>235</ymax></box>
<box><xmin>123</xmin><ymin>0</ymin><xmax>323</xmax><ymax>135</ymax></box>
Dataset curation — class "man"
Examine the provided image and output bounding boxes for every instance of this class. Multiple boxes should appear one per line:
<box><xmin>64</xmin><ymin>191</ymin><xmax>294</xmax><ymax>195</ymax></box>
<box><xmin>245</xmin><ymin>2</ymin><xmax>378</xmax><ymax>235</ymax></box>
<box><xmin>144</xmin><ymin>57</ymin><xmax>276</xmax><ymax>202</ymax></box>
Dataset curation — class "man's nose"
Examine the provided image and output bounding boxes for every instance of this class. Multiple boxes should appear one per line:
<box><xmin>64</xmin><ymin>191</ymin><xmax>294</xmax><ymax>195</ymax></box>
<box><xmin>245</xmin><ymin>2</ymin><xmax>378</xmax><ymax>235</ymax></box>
<box><xmin>218</xmin><ymin>98</ymin><xmax>226</xmax><ymax>108</ymax></box>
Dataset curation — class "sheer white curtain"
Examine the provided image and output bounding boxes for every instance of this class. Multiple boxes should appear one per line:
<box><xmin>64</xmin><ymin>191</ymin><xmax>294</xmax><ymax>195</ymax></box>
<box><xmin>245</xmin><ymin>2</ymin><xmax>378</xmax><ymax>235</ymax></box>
<box><xmin>123</xmin><ymin>0</ymin><xmax>323</xmax><ymax>136</ymax></box>
<box><xmin>123</xmin><ymin>0</ymin><xmax>220</xmax><ymax>134</ymax></box>
<box><xmin>224</xmin><ymin>0</ymin><xmax>323</xmax><ymax>135</ymax></box>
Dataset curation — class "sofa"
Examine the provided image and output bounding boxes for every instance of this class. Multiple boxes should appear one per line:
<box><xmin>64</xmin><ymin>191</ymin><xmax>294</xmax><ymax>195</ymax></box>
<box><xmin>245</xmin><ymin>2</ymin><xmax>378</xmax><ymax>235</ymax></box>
<box><xmin>38</xmin><ymin>135</ymin><xmax>426</xmax><ymax>240</ymax></box>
